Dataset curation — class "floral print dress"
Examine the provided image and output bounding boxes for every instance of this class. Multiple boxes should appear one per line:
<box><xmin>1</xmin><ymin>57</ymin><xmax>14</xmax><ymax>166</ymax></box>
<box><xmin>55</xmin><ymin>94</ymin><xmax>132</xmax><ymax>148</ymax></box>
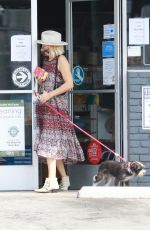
<box><xmin>34</xmin><ymin>57</ymin><xmax>85</xmax><ymax>163</ymax></box>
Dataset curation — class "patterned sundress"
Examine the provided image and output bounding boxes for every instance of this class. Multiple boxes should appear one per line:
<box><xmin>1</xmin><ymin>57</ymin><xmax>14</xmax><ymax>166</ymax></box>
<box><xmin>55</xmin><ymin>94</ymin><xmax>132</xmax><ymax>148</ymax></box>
<box><xmin>34</xmin><ymin>56</ymin><xmax>85</xmax><ymax>163</ymax></box>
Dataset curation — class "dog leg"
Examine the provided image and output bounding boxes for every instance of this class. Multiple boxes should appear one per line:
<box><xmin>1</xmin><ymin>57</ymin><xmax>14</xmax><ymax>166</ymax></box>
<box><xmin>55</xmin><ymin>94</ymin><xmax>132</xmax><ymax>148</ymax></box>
<box><xmin>104</xmin><ymin>175</ymin><xmax>113</xmax><ymax>186</ymax></box>
<box><xmin>114</xmin><ymin>179</ymin><xmax>119</xmax><ymax>186</ymax></box>
<box><xmin>93</xmin><ymin>175</ymin><xmax>106</xmax><ymax>186</ymax></box>
<box><xmin>124</xmin><ymin>181</ymin><xmax>129</xmax><ymax>186</ymax></box>
<box><xmin>98</xmin><ymin>178</ymin><xmax>106</xmax><ymax>186</ymax></box>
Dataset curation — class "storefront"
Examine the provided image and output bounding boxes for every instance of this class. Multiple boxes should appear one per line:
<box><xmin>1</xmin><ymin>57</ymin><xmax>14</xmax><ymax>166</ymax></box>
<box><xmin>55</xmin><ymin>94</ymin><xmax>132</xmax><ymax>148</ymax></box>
<box><xmin>0</xmin><ymin>0</ymin><xmax>149</xmax><ymax>190</ymax></box>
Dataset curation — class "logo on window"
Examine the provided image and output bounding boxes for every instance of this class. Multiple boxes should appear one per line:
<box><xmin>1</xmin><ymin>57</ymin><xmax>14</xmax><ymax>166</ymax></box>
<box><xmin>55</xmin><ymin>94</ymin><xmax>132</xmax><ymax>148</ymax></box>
<box><xmin>8</xmin><ymin>126</ymin><xmax>19</xmax><ymax>137</ymax></box>
<box><xmin>12</xmin><ymin>66</ymin><xmax>31</xmax><ymax>88</ymax></box>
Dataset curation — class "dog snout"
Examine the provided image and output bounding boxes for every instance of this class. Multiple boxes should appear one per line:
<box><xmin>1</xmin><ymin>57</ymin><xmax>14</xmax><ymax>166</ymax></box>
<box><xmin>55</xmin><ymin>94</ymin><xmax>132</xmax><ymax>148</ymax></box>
<box><xmin>138</xmin><ymin>169</ymin><xmax>146</xmax><ymax>177</ymax></box>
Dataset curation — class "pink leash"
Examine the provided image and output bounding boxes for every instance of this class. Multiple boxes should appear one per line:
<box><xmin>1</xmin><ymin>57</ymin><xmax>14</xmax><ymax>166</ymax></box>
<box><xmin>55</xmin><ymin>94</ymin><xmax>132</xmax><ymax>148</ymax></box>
<box><xmin>35</xmin><ymin>92</ymin><xmax>126</xmax><ymax>162</ymax></box>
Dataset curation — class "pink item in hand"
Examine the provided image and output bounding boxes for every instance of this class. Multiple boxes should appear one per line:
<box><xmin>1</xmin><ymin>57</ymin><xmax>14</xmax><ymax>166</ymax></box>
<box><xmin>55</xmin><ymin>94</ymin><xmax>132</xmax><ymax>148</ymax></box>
<box><xmin>34</xmin><ymin>66</ymin><xmax>48</xmax><ymax>81</ymax></box>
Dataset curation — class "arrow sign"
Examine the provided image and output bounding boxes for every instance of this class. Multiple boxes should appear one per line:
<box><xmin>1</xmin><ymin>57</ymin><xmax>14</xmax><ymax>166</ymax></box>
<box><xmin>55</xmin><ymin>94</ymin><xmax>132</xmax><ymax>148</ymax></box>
<box><xmin>16</xmin><ymin>71</ymin><xmax>28</xmax><ymax>82</ymax></box>
<box><xmin>12</xmin><ymin>66</ymin><xmax>31</xmax><ymax>88</ymax></box>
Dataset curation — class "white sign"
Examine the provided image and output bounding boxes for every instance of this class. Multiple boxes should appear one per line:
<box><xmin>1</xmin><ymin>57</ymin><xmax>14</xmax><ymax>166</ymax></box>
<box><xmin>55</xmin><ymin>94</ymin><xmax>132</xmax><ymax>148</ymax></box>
<box><xmin>128</xmin><ymin>46</ymin><xmax>141</xmax><ymax>57</ymax></box>
<box><xmin>142</xmin><ymin>86</ymin><xmax>150</xmax><ymax>129</ymax></box>
<box><xmin>129</xmin><ymin>18</ymin><xmax>149</xmax><ymax>45</ymax></box>
<box><xmin>103</xmin><ymin>58</ymin><xmax>115</xmax><ymax>85</ymax></box>
<box><xmin>0</xmin><ymin>100</ymin><xmax>25</xmax><ymax>157</ymax></box>
<box><xmin>12</xmin><ymin>66</ymin><xmax>31</xmax><ymax>88</ymax></box>
<box><xmin>11</xmin><ymin>35</ymin><xmax>31</xmax><ymax>61</ymax></box>
<box><xmin>103</xmin><ymin>24</ymin><xmax>114</xmax><ymax>39</ymax></box>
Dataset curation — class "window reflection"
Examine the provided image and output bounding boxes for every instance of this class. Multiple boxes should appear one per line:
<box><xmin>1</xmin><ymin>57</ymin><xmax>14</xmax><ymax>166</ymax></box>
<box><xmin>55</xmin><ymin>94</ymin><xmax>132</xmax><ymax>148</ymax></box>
<box><xmin>0</xmin><ymin>0</ymin><xmax>31</xmax><ymax>90</ymax></box>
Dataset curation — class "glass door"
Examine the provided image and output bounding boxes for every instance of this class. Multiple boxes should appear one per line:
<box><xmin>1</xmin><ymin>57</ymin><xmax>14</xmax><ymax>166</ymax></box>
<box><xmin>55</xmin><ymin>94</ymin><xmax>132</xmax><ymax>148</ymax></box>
<box><xmin>0</xmin><ymin>0</ymin><xmax>38</xmax><ymax>190</ymax></box>
<box><xmin>66</xmin><ymin>0</ymin><xmax>122</xmax><ymax>189</ymax></box>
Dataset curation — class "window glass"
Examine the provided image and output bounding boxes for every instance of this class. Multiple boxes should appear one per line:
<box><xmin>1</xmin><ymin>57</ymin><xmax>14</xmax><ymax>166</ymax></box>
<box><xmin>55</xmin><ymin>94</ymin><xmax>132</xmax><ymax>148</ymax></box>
<box><xmin>72</xmin><ymin>1</ymin><xmax>114</xmax><ymax>90</ymax></box>
<box><xmin>0</xmin><ymin>0</ymin><xmax>31</xmax><ymax>90</ymax></box>
<box><xmin>73</xmin><ymin>93</ymin><xmax>115</xmax><ymax>164</ymax></box>
<box><xmin>127</xmin><ymin>0</ymin><xmax>150</xmax><ymax>68</ymax></box>
<box><xmin>72</xmin><ymin>1</ymin><xmax>115</xmax><ymax>165</ymax></box>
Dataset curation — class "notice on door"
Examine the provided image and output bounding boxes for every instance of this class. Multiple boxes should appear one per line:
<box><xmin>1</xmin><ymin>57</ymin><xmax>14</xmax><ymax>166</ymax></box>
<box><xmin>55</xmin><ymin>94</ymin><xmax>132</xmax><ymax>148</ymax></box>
<box><xmin>129</xmin><ymin>18</ymin><xmax>149</xmax><ymax>45</ymax></box>
<box><xmin>0</xmin><ymin>100</ymin><xmax>25</xmax><ymax>157</ymax></box>
<box><xmin>11</xmin><ymin>35</ymin><xmax>31</xmax><ymax>62</ymax></box>
<box><xmin>102</xmin><ymin>41</ymin><xmax>115</xmax><ymax>58</ymax></box>
<box><xmin>128</xmin><ymin>46</ymin><xmax>141</xmax><ymax>57</ymax></box>
<box><xmin>103</xmin><ymin>24</ymin><xmax>114</xmax><ymax>39</ymax></box>
<box><xmin>103</xmin><ymin>58</ymin><xmax>115</xmax><ymax>85</ymax></box>
<box><xmin>142</xmin><ymin>86</ymin><xmax>150</xmax><ymax>129</ymax></box>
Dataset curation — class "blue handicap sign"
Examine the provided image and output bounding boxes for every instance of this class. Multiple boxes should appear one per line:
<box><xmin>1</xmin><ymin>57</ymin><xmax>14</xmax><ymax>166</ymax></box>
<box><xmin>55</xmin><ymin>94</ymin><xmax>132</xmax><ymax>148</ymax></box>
<box><xmin>72</xmin><ymin>66</ymin><xmax>84</xmax><ymax>85</ymax></box>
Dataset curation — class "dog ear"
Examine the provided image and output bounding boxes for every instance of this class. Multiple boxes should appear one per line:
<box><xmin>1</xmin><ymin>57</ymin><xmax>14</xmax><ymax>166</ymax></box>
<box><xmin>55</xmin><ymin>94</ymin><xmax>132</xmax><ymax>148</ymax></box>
<box><xmin>135</xmin><ymin>161</ymin><xmax>145</xmax><ymax>168</ymax></box>
<box><xmin>131</xmin><ymin>161</ymin><xmax>145</xmax><ymax>171</ymax></box>
<box><xmin>130</xmin><ymin>162</ymin><xmax>138</xmax><ymax>170</ymax></box>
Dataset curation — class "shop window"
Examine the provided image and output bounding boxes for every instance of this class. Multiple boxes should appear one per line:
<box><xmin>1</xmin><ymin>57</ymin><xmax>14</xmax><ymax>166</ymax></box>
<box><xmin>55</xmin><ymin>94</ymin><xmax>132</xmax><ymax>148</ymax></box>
<box><xmin>127</xmin><ymin>0</ymin><xmax>150</xmax><ymax>68</ymax></box>
<box><xmin>73</xmin><ymin>93</ymin><xmax>115</xmax><ymax>165</ymax></box>
<box><xmin>72</xmin><ymin>1</ymin><xmax>114</xmax><ymax>90</ymax></box>
<box><xmin>0</xmin><ymin>0</ymin><xmax>31</xmax><ymax>90</ymax></box>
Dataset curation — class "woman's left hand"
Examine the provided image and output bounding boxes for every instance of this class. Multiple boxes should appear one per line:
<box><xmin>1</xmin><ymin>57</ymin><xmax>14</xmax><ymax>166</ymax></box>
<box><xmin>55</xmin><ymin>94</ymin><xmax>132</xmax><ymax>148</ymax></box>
<box><xmin>39</xmin><ymin>91</ymin><xmax>52</xmax><ymax>104</ymax></box>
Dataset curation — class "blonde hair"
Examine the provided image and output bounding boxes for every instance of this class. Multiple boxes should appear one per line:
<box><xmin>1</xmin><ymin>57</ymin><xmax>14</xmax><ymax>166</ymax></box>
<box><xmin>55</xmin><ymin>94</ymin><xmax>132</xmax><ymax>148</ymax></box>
<box><xmin>48</xmin><ymin>45</ymin><xmax>65</xmax><ymax>59</ymax></box>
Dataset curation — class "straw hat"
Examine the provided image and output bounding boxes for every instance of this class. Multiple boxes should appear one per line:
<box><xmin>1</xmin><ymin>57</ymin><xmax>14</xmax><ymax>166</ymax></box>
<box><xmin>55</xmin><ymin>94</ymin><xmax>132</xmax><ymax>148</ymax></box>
<box><xmin>37</xmin><ymin>30</ymin><xmax>68</xmax><ymax>46</ymax></box>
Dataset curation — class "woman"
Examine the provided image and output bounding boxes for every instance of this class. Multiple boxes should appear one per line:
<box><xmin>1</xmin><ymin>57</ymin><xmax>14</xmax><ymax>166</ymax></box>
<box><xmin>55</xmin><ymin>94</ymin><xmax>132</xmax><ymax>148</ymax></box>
<box><xmin>34</xmin><ymin>30</ymin><xmax>85</xmax><ymax>192</ymax></box>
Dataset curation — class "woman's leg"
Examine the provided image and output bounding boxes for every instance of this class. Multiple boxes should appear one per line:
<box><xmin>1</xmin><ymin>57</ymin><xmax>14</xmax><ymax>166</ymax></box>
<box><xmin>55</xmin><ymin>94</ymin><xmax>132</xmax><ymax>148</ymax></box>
<box><xmin>47</xmin><ymin>158</ymin><xmax>57</xmax><ymax>178</ymax></box>
<box><xmin>56</xmin><ymin>159</ymin><xmax>67</xmax><ymax>177</ymax></box>
<box><xmin>56</xmin><ymin>160</ymin><xmax>70</xmax><ymax>190</ymax></box>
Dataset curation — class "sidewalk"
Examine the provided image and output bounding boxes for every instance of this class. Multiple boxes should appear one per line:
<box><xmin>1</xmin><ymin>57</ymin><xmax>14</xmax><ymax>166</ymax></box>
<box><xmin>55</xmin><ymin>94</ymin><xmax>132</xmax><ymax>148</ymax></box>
<box><xmin>0</xmin><ymin>190</ymin><xmax>150</xmax><ymax>230</ymax></box>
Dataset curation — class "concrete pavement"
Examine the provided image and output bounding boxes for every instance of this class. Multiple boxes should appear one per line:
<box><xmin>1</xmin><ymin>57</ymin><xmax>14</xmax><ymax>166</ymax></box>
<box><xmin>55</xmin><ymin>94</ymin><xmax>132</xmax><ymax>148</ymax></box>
<box><xmin>0</xmin><ymin>190</ymin><xmax>150</xmax><ymax>230</ymax></box>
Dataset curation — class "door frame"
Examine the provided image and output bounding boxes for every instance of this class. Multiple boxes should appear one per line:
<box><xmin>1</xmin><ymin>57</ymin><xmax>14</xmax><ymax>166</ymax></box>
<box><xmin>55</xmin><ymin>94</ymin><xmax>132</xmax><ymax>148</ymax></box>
<box><xmin>122</xmin><ymin>0</ymin><xmax>128</xmax><ymax>160</ymax></box>
<box><xmin>0</xmin><ymin>0</ymin><xmax>38</xmax><ymax>190</ymax></box>
<box><xmin>66</xmin><ymin>0</ymin><xmax>122</xmax><ymax>156</ymax></box>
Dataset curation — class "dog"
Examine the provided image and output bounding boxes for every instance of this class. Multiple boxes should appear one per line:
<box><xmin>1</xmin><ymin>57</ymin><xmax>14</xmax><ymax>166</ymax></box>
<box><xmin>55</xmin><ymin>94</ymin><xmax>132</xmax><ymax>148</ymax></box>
<box><xmin>93</xmin><ymin>160</ymin><xmax>146</xmax><ymax>186</ymax></box>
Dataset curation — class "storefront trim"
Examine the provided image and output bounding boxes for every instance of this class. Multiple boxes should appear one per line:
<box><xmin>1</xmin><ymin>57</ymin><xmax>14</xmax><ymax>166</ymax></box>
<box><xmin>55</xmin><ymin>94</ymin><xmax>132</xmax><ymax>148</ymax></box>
<box><xmin>114</xmin><ymin>0</ymin><xmax>122</xmax><ymax>155</ymax></box>
<box><xmin>122</xmin><ymin>0</ymin><xmax>128</xmax><ymax>160</ymax></box>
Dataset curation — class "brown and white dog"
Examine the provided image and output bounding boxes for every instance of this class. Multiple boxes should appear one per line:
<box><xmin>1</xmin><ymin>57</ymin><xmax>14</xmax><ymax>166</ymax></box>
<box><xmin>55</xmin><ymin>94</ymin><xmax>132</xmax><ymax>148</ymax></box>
<box><xmin>93</xmin><ymin>160</ymin><xmax>146</xmax><ymax>186</ymax></box>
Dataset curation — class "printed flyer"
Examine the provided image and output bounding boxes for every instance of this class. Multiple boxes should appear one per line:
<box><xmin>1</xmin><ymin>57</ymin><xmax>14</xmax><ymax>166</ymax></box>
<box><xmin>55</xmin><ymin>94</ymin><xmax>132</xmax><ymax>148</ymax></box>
<box><xmin>0</xmin><ymin>100</ymin><xmax>25</xmax><ymax>157</ymax></box>
<box><xmin>142</xmin><ymin>86</ymin><xmax>150</xmax><ymax>129</ymax></box>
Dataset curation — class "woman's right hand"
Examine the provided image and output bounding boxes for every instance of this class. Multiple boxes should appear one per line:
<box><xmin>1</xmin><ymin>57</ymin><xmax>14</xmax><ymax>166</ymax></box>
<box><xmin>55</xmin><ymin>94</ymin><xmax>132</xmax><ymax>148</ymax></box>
<box><xmin>36</xmin><ymin>77</ymin><xmax>43</xmax><ymax>86</ymax></box>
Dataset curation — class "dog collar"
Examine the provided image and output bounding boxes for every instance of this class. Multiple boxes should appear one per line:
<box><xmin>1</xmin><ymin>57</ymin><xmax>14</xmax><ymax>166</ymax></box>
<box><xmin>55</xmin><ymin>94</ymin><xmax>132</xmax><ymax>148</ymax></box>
<box><xmin>124</xmin><ymin>162</ymin><xmax>132</xmax><ymax>174</ymax></box>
